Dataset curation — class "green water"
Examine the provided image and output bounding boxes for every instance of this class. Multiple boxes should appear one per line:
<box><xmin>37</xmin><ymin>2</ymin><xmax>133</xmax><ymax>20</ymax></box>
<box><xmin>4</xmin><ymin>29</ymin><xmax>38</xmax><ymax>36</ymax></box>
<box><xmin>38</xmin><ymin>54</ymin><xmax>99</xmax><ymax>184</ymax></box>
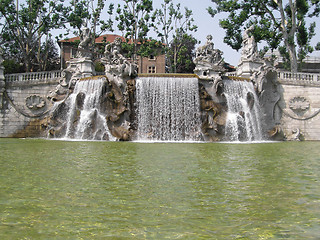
<box><xmin>0</xmin><ymin>139</ymin><xmax>319</xmax><ymax>239</ymax></box>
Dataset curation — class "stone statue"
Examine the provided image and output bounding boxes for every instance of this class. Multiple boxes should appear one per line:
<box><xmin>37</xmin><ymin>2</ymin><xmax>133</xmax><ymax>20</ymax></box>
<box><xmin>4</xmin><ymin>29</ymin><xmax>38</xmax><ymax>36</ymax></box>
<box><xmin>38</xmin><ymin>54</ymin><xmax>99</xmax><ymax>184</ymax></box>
<box><xmin>103</xmin><ymin>37</ymin><xmax>137</xmax><ymax>88</ymax></box>
<box><xmin>194</xmin><ymin>35</ymin><xmax>225</xmax><ymax>79</ymax></box>
<box><xmin>241</xmin><ymin>25</ymin><xmax>258</xmax><ymax>61</ymax></box>
<box><xmin>47</xmin><ymin>70</ymin><xmax>75</xmax><ymax>102</ymax></box>
<box><xmin>104</xmin><ymin>37</ymin><xmax>126</xmax><ymax>64</ymax></box>
<box><xmin>76</xmin><ymin>25</ymin><xmax>92</xmax><ymax>58</ymax></box>
<box><xmin>194</xmin><ymin>35</ymin><xmax>223</xmax><ymax>66</ymax></box>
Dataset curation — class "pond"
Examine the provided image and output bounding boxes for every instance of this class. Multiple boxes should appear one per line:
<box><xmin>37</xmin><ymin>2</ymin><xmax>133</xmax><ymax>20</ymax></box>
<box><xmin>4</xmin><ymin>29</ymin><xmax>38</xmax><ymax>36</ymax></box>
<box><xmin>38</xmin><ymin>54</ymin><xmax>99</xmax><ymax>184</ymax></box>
<box><xmin>0</xmin><ymin>139</ymin><xmax>319</xmax><ymax>239</ymax></box>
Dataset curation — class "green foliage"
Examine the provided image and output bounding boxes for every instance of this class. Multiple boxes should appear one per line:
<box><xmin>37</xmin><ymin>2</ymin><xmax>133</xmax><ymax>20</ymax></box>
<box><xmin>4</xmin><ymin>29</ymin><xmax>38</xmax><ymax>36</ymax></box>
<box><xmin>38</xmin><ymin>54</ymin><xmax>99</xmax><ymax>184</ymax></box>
<box><xmin>137</xmin><ymin>39</ymin><xmax>165</xmax><ymax>58</ymax></box>
<box><xmin>153</xmin><ymin>0</ymin><xmax>198</xmax><ymax>73</ymax></box>
<box><xmin>115</xmin><ymin>0</ymin><xmax>154</xmax><ymax>59</ymax></box>
<box><xmin>152</xmin><ymin>0</ymin><xmax>197</xmax><ymax>46</ymax></box>
<box><xmin>0</xmin><ymin>0</ymin><xmax>68</xmax><ymax>72</ymax></box>
<box><xmin>119</xmin><ymin>39</ymin><xmax>164</xmax><ymax>59</ymax></box>
<box><xmin>94</xmin><ymin>61</ymin><xmax>105</xmax><ymax>72</ymax></box>
<box><xmin>66</xmin><ymin>0</ymin><xmax>90</xmax><ymax>32</ymax></box>
<box><xmin>168</xmin><ymin>31</ymin><xmax>197</xmax><ymax>73</ymax></box>
<box><xmin>3</xmin><ymin>59</ymin><xmax>24</xmax><ymax>74</ymax></box>
<box><xmin>208</xmin><ymin>0</ymin><xmax>320</xmax><ymax>72</ymax></box>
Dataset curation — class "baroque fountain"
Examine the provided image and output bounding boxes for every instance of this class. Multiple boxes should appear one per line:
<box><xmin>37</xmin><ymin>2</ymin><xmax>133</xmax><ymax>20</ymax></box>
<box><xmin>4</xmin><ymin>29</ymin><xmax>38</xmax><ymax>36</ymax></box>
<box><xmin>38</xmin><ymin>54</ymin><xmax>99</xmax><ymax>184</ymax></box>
<box><xmin>2</xmin><ymin>25</ymin><xmax>317</xmax><ymax>141</ymax></box>
<box><xmin>45</xmin><ymin>27</ymin><xmax>274</xmax><ymax>142</ymax></box>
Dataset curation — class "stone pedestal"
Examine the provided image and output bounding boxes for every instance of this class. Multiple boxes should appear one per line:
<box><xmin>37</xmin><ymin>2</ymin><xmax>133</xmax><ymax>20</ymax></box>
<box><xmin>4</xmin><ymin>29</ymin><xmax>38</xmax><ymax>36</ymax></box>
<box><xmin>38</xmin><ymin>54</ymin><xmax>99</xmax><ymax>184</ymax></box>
<box><xmin>194</xmin><ymin>66</ymin><xmax>223</xmax><ymax>80</ymax></box>
<box><xmin>236</xmin><ymin>59</ymin><xmax>264</xmax><ymax>78</ymax></box>
<box><xmin>67</xmin><ymin>57</ymin><xmax>96</xmax><ymax>79</ymax></box>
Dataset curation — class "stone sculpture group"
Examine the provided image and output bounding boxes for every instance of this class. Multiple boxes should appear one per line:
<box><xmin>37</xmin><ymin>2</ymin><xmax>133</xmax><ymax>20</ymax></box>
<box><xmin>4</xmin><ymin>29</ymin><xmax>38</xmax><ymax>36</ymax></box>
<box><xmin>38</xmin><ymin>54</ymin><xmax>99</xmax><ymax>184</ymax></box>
<box><xmin>1</xmin><ymin>25</ymin><xmax>319</xmax><ymax>141</ymax></box>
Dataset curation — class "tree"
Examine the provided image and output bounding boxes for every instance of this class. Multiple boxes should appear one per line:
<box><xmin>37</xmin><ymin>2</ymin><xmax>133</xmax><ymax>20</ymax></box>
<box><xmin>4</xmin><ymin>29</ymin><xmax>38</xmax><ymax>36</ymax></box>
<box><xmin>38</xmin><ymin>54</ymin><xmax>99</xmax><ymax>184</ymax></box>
<box><xmin>153</xmin><ymin>0</ymin><xmax>196</xmax><ymax>46</ymax></box>
<box><xmin>168</xmin><ymin>30</ymin><xmax>197</xmax><ymax>73</ymax></box>
<box><xmin>65</xmin><ymin>0</ymin><xmax>113</xmax><ymax>44</ymax></box>
<box><xmin>120</xmin><ymin>39</ymin><xmax>164</xmax><ymax>59</ymax></box>
<box><xmin>115</xmin><ymin>0</ymin><xmax>154</xmax><ymax>60</ymax></box>
<box><xmin>208</xmin><ymin>0</ymin><xmax>320</xmax><ymax>72</ymax></box>
<box><xmin>153</xmin><ymin>0</ymin><xmax>197</xmax><ymax>73</ymax></box>
<box><xmin>38</xmin><ymin>37</ymin><xmax>60</xmax><ymax>71</ymax></box>
<box><xmin>0</xmin><ymin>0</ymin><xmax>68</xmax><ymax>72</ymax></box>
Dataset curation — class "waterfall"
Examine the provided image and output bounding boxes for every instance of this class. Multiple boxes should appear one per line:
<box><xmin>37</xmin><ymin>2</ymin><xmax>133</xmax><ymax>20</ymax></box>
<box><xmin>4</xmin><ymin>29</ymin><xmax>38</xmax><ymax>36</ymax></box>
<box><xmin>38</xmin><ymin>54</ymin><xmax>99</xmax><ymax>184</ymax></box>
<box><xmin>63</xmin><ymin>78</ymin><xmax>112</xmax><ymax>140</ymax></box>
<box><xmin>223</xmin><ymin>80</ymin><xmax>263</xmax><ymax>141</ymax></box>
<box><xmin>135</xmin><ymin>77</ymin><xmax>202</xmax><ymax>142</ymax></box>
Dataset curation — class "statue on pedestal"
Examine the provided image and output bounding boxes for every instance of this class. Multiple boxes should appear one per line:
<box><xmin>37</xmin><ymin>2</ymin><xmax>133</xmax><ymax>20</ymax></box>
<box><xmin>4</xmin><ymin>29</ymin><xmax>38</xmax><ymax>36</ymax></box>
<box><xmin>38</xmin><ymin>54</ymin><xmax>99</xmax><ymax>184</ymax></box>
<box><xmin>103</xmin><ymin>37</ymin><xmax>137</xmax><ymax>88</ymax></box>
<box><xmin>76</xmin><ymin>25</ymin><xmax>92</xmax><ymax>59</ymax></box>
<box><xmin>240</xmin><ymin>25</ymin><xmax>259</xmax><ymax>61</ymax></box>
<box><xmin>194</xmin><ymin>35</ymin><xmax>225</xmax><ymax>79</ymax></box>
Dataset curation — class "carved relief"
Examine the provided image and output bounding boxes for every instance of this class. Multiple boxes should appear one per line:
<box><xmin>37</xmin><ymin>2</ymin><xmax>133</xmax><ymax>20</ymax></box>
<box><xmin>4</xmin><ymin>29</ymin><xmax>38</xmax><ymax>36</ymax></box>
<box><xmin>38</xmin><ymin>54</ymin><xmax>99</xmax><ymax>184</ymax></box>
<box><xmin>289</xmin><ymin>97</ymin><xmax>310</xmax><ymax>113</ymax></box>
<box><xmin>26</xmin><ymin>95</ymin><xmax>46</xmax><ymax>109</ymax></box>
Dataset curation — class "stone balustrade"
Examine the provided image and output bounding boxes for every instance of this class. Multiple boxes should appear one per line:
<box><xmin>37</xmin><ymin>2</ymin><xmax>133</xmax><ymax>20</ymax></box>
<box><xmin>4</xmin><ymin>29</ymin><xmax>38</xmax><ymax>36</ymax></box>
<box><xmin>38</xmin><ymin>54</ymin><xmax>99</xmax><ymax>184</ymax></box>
<box><xmin>3</xmin><ymin>69</ymin><xmax>320</xmax><ymax>86</ymax></box>
<box><xmin>5</xmin><ymin>70</ymin><xmax>63</xmax><ymax>83</ymax></box>
<box><xmin>278</xmin><ymin>71</ymin><xmax>320</xmax><ymax>85</ymax></box>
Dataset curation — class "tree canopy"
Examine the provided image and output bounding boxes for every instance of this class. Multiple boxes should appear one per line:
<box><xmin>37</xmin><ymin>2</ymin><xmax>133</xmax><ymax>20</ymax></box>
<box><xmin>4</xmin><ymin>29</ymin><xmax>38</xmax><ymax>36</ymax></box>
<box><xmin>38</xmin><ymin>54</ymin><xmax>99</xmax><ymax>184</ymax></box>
<box><xmin>0</xmin><ymin>0</ymin><xmax>68</xmax><ymax>72</ymax></box>
<box><xmin>114</xmin><ymin>0</ymin><xmax>154</xmax><ymax>60</ymax></box>
<box><xmin>168</xmin><ymin>30</ymin><xmax>197</xmax><ymax>73</ymax></box>
<box><xmin>208</xmin><ymin>0</ymin><xmax>320</xmax><ymax>72</ymax></box>
<box><xmin>152</xmin><ymin>0</ymin><xmax>198</xmax><ymax>73</ymax></box>
<box><xmin>0</xmin><ymin>0</ymin><xmax>200</xmax><ymax>73</ymax></box>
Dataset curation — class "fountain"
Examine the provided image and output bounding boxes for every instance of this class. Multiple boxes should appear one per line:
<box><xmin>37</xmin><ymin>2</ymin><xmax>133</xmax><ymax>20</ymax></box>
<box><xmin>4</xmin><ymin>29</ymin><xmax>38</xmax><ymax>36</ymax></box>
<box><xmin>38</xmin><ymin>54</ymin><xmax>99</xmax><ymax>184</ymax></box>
<box><xmin>135</xmin><ymin>76</ymin><xmax>202</xmax><ymax>141</ymax></box>
<box><xmin>63</xmin><ymin>78</ymin><xmax>112</xmax><ymax>140</ymax></box>
<box><xmin>1</xmin><ymin>27</ymin><xmax>286</xmax><ymax>141</ymax></box>
<box><xmin>46</xmin><ymin>31</ymin><xmax>267</xmax><ymax>142</ymax></box>
<box><xmin>223</xmin><ymin>80</ymin><xmax>263</xmax><ymax>141</ymax></box>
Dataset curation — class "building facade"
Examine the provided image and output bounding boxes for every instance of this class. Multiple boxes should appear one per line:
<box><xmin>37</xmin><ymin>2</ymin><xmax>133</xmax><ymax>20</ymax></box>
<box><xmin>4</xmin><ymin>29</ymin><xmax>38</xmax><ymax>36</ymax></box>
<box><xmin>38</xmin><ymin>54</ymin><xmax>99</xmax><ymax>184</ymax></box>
<box><xmin>58</xmin><ymin>34</ymin><xmax>166</xmax><ymax>74</ymax></box>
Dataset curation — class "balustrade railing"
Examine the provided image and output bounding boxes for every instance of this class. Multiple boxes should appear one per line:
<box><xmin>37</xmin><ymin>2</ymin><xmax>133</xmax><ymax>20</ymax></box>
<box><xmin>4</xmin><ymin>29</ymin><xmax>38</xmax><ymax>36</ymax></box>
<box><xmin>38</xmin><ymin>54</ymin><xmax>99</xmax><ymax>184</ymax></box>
<box><xmin>278</xmin><ymin>71</ymin><xmax>320</xmax><ymax>83</ymax></box>
<box><xmin>4</xmin><ymin>69</ymin><xmax>320</xmax><ymax>85</ymax></box>
<box><xmin>5</xmin><ymin>70</ymin><xmax>63</xmax><ymax>83</ymax></box>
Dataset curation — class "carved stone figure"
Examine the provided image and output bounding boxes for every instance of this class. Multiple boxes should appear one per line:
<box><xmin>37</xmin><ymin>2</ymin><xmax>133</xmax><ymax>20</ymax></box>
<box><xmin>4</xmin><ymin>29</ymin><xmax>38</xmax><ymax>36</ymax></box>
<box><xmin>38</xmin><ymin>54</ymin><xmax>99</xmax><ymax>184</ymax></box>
<box><xmin>47</xmin><ymin>70</ymin><xmax>75</xmax><ymax>102</ymax></box>
<box><xmin>76</xmin><ymin>25</ymin><xmax>92</xmax><ymax>58</ymax></box>
<box><xmin>198</xmin><ymin>83</ymin><xmax>227</xmax><ymax>141</ymax></box>
<box><xmin>103</xmin><ymin>37</ymin><xmax>137</xmax><ymax>88</ymax></box>
<box><xmin>194</xmin><ymin>35</ymin><xmax>224</xmax><ymax>67</ymax></box>
<box><xmin>194</xmin><ymin>35</ymin><xmax>225</xmax><ymax>79</ymax></box>
<box><xmin>286</xmin><ymin>128</ymin><xmax>303</xmax><ymax>141</ymax></box>
<box><xmin>241</xmin><ymin>26</ymin><xmax>258</xmax><ymax>61</ymax></box>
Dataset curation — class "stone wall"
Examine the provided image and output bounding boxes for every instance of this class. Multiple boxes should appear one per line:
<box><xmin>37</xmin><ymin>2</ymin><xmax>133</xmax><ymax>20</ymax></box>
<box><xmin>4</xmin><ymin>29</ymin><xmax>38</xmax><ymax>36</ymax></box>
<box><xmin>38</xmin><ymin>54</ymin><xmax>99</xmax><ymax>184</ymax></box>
<box><xmin>276</xmin><ymin>72</ymin><xmax>320</xmax><ymax>140</ymax></box>
<box><xmin>1</xmin><ymin>69</ymin><xmax>320</xmax><ymax>141</ymax></box>
<box><xmin>0</xmin><ymin>71</ymin><xmax>61</xmax><ymax>137</ymax></box>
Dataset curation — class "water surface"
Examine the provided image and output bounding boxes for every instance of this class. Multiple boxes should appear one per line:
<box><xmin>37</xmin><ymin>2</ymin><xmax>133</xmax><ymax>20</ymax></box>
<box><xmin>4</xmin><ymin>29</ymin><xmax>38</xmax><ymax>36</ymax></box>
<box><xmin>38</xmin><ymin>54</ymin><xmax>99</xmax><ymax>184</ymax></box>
<box><xmin>0</xmin><ymin>139</ymin><xmax>319</xmax><ymax>239</ymax></box>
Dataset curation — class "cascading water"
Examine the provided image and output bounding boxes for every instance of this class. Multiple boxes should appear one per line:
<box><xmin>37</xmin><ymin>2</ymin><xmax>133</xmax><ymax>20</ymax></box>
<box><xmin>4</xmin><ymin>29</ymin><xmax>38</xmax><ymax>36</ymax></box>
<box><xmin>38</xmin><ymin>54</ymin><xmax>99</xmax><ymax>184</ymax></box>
<box><xmin>135</xmin><ymin>77</ymin><xmax>202</xmax><ymax>141</ymax></box>
<box><xmin>223</xmin><ymin>80</ymin><xmax>263</xmax><ymax>141</ymax></box>
<box><xmin>63</xmin><ymin>78</ymin><xmax>112</xmax><ymax>140</ymax></box>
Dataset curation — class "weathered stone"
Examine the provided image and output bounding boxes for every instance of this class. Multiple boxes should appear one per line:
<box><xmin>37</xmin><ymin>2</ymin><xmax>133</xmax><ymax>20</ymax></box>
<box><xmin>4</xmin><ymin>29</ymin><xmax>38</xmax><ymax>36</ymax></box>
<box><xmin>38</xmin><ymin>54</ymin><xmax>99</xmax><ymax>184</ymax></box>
<box><xmin>194</xmin><ymin>35</ymin><xmax>226</xmax><ymax>79</ymax></box>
